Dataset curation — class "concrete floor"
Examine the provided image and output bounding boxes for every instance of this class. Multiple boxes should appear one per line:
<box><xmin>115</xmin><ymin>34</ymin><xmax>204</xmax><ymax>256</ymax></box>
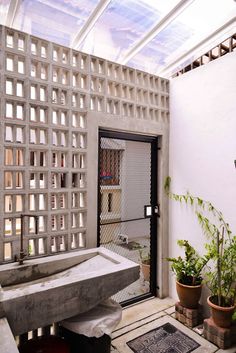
<box><xmin>111</xmin><ymin>298</ymin><xmax>236</xmax><ymax>353</ymax></box>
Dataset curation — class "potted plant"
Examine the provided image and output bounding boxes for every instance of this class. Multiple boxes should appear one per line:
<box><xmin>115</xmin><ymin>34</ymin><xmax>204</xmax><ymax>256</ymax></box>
<box><xmin>205</xmin><ymin>229</ymin><xmax>236</xmax><ymax>328</ymax></box>
<box><xmin>167</xmin><ymin>239</ymin><xmax>209</xmax><ymax>309</ymax></box>
<box><xmin>165</xmin><ymin>176</ymin><xmax>236</xmax><ymax>327</ymax></box>
<box><xmin>139</xmin><ymin>250</ymin><xmax>150</xmax><ymax>282</ymax></box>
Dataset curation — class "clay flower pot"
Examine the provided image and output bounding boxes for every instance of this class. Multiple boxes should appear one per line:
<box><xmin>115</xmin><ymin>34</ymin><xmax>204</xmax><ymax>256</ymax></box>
<box><xmin>176</xmin><ymin>281</ymin><xmax>202</xmax><ymax>309</ymax></box>
<box><xmin>141</xmin><ymin>263</ymin><xmax>150</xmax><ymax>282</ymax></box>
<box><xmin>207</xmin><ymin>296</ymin><xmax>235</xmax><ymax>328</ymax></box>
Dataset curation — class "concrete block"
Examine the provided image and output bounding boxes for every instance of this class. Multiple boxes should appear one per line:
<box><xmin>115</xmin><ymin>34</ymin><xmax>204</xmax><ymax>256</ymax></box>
<box><xmin>175</xmin><ymin>302</ymin><xmax>203</xmax><ymax>328</ymax></box>
<box><xmin>203</xmin><ymin>317</ymin><xmax>236</xmax><ymax>349</ymax></box>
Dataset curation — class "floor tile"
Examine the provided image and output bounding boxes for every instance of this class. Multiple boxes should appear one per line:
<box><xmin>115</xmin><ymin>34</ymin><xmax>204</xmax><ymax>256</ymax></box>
<box><xmin>112</xmin><ymin>315</ymin><xmax>218</xmax><ymax>353</ymax></box>
<box><xmin>164</xmin><ymin>305</ymin><xmax>176</xmax><ymax>315</ymax></box>
<box><xmin>216</xmin><ymin>347</ymin><xmax>236</xmax><ymax>353</ymax></box>
<box><xmin>116</xmin><ymin>297</ymin><xmax>175</xmax><ymax>330</ymax></box>
<box><xmin>112</xmin><ymin>298</ymin><xmax>236</xmax><ymax>353</ymax></box>
<box><xmin>112</xmin><ymin>310</ymin><xmax>166</xmax><ymax>339</ymax></box>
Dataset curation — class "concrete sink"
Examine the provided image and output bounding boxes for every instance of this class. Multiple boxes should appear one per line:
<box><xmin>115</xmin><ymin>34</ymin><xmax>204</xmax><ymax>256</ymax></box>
<box><xmin>0</xmin><ymin>247</ymin><xmax>140</xmax><ymax>335</ymax></box>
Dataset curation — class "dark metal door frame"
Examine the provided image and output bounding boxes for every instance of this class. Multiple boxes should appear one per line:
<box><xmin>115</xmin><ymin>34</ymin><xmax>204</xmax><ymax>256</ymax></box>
<box><xmin>97</xmin><ymin>129</ymin><xmax>158</xmax><ymax>304</ymax></box>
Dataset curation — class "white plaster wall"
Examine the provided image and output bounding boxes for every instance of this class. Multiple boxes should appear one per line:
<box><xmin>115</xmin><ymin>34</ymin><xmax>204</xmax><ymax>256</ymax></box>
<box><xmin>169</xmin><ymin>51</ymin><xmax>236</xmax><ymax>302</ymax></box>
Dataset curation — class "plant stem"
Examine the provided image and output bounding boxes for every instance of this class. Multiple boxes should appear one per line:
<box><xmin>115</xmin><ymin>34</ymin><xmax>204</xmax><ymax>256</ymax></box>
<box><xmin>165</xmin><ymin>177</ymin><xmax>236</xmax><ymax>305</ymax></box>
<box><xmin>216</xmin><ymin>230</ymin><xmax>220</xmax><ymax>305</ymax></box>
<box><xmin>217</xmin><ymin>228</ymin><xmax>224</xmax><ymax>306</ymax></box>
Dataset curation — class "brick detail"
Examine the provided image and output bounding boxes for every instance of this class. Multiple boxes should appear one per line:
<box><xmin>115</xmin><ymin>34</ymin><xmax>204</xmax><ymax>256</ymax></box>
<box><xmin>175</xmin><ymin>302</ymin><xmax>203</xmax><ymax>328</ymax></box>
<box><xmin>203</xmin><ymin>318</ymin><xmax>236</xmax><ymax>349</ymax></box>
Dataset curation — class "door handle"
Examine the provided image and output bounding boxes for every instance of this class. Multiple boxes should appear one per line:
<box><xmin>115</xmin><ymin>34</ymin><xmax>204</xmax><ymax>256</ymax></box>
<box><xmin>154</xmin><ymin>204</ymin><xmax>160</xmax><ymax>218</ymax></box>
<box><xmin>144</xmin><ymin>204</ymin><xmax>160</xmax><ymax>218</ymax></box>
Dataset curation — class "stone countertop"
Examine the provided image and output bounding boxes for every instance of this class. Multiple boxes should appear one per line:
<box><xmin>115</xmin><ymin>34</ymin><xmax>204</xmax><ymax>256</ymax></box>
<box><xmin>0</xmin><ymin>247</ymin><xmax>140</xmax><ymax>335</ymax></box>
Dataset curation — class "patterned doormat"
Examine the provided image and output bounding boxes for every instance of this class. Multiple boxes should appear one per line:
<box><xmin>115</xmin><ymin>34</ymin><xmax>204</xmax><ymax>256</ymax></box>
<box><xmin>127</xmin><ymin>322</ymin><xmax>200</xmax><ymax>353</ymax></box>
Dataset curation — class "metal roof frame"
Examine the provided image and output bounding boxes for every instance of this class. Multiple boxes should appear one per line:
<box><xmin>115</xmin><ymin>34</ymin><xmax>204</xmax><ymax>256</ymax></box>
<box><xmin>120</xmin><ymin>0</ymin><xmax>195</xmax><ymax>65</ymax></box>
<box><xmin>157</xmin><ymin>17</ymin><xmax>236</xmax><ymax>77</ymax></box>
<box><xmin>70</xmin><ymin>0</ymin><xmax>112</xmax><ymax>49</ymax></box>
<box><xmin>5</xmin><ymin>0</ymin><xmax>21</xmax><ymax>27</ymax></box>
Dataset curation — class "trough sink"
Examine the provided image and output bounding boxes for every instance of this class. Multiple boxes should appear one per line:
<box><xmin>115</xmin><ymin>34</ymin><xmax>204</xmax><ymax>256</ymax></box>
<box><xmin>0</xmin><ymin>247</ymin><xmax>140</xmax><ymax>335</ymax></box>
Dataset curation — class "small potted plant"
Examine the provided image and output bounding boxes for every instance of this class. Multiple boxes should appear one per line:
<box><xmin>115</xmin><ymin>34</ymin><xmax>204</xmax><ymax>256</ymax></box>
<box><xmin>204</xmin><ymin>228</ymin><xmax>236</xmax><ymax>328</ymax></box>
<box><xmin>139</xmin><ymin>250</ymin><xmax>150</xmax><ymax>282</ymax></box>
<box><xmin>165</xmin><ymin>176</ymin><xmax>236</xmax><ymax>327</ymax></box>
<box><xmin>167</xmin><ymin>240</ymin><xmax>209</xmax><ymax>309</ymax></box>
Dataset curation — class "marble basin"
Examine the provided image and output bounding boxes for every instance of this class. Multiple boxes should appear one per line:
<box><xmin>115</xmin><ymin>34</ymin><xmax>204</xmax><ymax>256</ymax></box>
<box><xmin>0</xmin><ymin>247</ymin><xmax>140</xmax><ymax>335</ymax></box>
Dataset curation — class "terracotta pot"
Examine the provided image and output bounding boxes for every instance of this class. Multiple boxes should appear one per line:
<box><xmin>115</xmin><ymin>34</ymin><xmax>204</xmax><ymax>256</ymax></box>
<box><xmin>176</xmin><ymin>281</ymin><xmax>202</xmax><ymax>309</ymax></box>
<box><xmin>141</xmin><ymin>263</ymin><xmax>150</xmax><ymax>282</ymax></box>
<box><xmin>207</xmin><ymin>296</ymin><xmax>235</xmax><ymax>328</ymax></box>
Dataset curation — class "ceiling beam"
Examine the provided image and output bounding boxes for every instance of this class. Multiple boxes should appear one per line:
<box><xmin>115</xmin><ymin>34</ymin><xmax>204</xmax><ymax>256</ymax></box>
<box><xmin>157</xmin><ymin>17</ymin><xmax>236</xmax><ymax>78</ymax></box>
<box><xmin>71</xmin><ymin>0</ymin><xmax>112</xmax><ymax>49</ymax></box>
<box><xmin>120</xmin><ymin>0</ymin><xmax>195</xmax><ymax>65</ymax></box>
<box><xmin>5</xmin><ymin>0</ymin><xmax>21</xmax><ymax>27</ymax></box>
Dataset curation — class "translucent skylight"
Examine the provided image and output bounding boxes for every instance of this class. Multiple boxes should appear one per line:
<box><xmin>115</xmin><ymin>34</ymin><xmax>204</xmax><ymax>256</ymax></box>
<box><xmin>127</xmin><ymin>19</ymin><xmax>193</xmax><ymax>73</ymax></box>
<box><xmin>79</xmin><ymin>0</ymin><xmax>180</xmax><ymax>62</ymax></box>
<box><xmin>0</xmin><ymin>0</ymin><xmax>11</xmax><ymax>25</ymax></box>
<box><xmin>128</xmin><ymin>0</ymin><xmax>236</xmax><ymax>76</ymax></box>
<box><xmin>1</xmin><ymin>0</ymin><xmax>235</xmax><ymax>77</ymax></box>
<box><xmin>13</xmin><ymin>0</ymin><xmax>101</xmax><ymax>46</ymax></box>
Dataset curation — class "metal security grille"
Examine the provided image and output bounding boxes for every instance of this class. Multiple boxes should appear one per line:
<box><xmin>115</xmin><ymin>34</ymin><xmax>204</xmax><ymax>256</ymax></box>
<box><xmin>98</xmin><ymin>131</ymin><xmax>157</xmax><ymax>305</ymax></box>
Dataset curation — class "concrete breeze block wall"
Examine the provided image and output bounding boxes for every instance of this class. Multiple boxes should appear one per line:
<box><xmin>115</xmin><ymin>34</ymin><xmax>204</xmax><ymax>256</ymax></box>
<box><xmin>0</xmin><ymin>25</ymin><xmax>169</xmax><ymax>296</ymax></box>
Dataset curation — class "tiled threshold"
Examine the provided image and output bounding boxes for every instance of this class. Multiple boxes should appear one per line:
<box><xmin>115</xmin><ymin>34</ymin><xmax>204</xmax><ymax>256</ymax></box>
<box><xmin>111</xmin><ymin>297</ymin><xmax>236</xmax><ymax>353</ymax></box>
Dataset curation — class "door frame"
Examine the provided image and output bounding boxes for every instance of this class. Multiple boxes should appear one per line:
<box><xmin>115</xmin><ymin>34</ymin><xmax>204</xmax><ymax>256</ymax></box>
<box><xmin>97</xmin><ymin>129</ymin><xmax>159</xmax><ymax>304</ymax></box>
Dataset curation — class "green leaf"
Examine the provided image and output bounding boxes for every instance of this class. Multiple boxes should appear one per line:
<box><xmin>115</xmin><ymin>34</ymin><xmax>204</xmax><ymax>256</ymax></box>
<box><xmin>164</xmin><ymin>179</ymin><xmax>236</xmax><ymax>303</ymax></box>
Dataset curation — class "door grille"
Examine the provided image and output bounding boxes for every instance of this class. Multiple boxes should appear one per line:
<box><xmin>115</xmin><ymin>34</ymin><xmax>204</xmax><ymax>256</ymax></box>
<box><xmin>98</xmin><ymin>134</ymin><xmax>154</xmax><ymax>304</ymax></box>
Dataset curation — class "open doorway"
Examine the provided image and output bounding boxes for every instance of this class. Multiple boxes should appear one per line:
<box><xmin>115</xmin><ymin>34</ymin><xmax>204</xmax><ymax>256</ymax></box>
<box><xmin>98</xmin><ymin>130</ymin><xmax>159</xmax><ymax>305</ymax></box>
